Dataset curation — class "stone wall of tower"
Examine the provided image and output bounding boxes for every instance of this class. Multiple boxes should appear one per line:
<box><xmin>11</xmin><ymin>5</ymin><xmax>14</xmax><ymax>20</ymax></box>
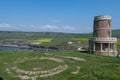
<box><xmin>93</xmin><ymin>17</ymin><xmax>112</xmax><ymax>38</ymax></box>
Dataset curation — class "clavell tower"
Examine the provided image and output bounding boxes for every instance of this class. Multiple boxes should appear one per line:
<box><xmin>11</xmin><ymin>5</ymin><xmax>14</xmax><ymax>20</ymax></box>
<box><xmin>89</xmin><ymin>15</ymin><xmax>117</xmax><ymax>56</ymax></box>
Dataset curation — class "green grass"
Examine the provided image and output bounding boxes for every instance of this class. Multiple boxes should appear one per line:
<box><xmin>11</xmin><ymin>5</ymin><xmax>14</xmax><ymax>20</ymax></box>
<box><xmin>17</xmin><ymin>59</ymin><xmax>61</xmax><ymax>70</ymax></box>
<box><xmin>117</xmin><ymin>38</ymin><xmax>120</xmax><ymax>48</ymax></box>
<box><xmin>71</xmin><ymin>38</ymin><xmax>88</xmax><ymax>42</ymax></box>
<box><xmin>0</xmin><ymin>30</ymin><xmax>120</xmax><ymax>80</ymax></box>
<box><xmin>0</xmin><ymin>50</ymin><xmax>120</xmax><ymax>80</ymax></box>
<box><xmin>0</xmin><ymin>31</ymin><xmax>79</xmax><ymax>39</ymax></box>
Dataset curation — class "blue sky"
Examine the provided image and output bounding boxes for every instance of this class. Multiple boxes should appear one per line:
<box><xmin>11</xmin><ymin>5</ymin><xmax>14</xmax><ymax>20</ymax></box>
<box><xmin>0</xmin><ymin>0</ymin><xmax>120</xmax><ymax>33</ymax></box>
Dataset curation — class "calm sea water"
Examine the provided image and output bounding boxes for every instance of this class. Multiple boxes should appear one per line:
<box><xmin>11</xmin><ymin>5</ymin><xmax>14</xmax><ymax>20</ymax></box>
<box><xmin>0</xmin><ymin>46</ymin><xmax>30</xmax><ymax>51</ymax></box>
<box><xmin>0</xmin><ymin>46</ymin><xmax>52</xmax><ymax>51</ymax></box>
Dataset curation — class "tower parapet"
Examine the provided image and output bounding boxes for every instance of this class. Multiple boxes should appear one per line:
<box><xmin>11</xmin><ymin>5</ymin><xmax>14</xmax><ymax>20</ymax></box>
<box><xmin>94</xmin><ymin>15</ymin><xmax>112</xmax><ymax>21</ymax></box>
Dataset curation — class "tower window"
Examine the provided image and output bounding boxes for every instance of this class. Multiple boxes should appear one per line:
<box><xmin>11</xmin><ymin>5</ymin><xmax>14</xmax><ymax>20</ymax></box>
<box><xmin>95</xmin><ymin>23</ymin><xmax>98</xmax><ymax>28</ymax></box>
<box><xmin>108</xmin><ymin>31</ymin><xmax>110</xmax><ymax>37</ymax></box>
<box><xmin>94</xmin><ymin>21</ymin><xmax>98</xmax><ymax>29</ymax></box>
<box><xmin>108</xmin><ymin>22</ymin><xmax>110</xmax><ymax>27</ymax></box>
<box><xmin>94</xmin><ymin>31</ymin><xmax>97</xmax><ymax>37</ymax></box>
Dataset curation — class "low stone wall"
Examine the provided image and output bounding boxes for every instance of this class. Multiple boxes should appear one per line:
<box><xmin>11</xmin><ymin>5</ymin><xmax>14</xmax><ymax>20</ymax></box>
<box><xmin>94</xmin><ymin>51</ymin><xmax>118</xmax><ymax>57</ymax></box>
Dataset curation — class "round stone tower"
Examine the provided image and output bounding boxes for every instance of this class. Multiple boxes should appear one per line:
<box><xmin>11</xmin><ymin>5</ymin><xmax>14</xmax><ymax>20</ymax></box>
<box><xmin>89</xmin><ymin>15</ymin><xmax>118</xmax><ymax>56</ymax></box>
<box><xmin>93</xmin><ymin>15</ymin><xmax>112</xmax><ymax>38</ymax></box>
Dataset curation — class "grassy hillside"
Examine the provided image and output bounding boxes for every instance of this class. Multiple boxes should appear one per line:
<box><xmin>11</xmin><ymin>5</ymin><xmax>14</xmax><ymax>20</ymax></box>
<box><xmin>0</xmin><ymin>31</ymin><xmax>79</xmax><ymax>39</ymax></box>
<box><xmin>0</xmin><ymin>50</ymin><xmax>120</xmax><ymax>80</ymax></box>
<box><xmin>112</xmin><ymin>29</ymin><xmax>120</xmax><ymax>37</ymax></box>
<box><xmin>0</xmin><ymin>30</ymin><xmax>120</xmax><ymax>48</ymax></box>
<box><xmin>0</xmin><ymin>30</ymin><xmax>120</xmax><ymax>80</ymax></box>
<box><xmin>0</xmin><ymin>29</ymin><xmax>120</xmax><ymax>40</ymax></box>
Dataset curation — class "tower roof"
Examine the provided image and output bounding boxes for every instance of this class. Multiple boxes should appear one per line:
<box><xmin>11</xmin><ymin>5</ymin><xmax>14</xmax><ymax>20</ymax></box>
<box><xmin>94</xmin><ymin>15</ymin><xmax>112</xmax><ymax>21</ymax></box>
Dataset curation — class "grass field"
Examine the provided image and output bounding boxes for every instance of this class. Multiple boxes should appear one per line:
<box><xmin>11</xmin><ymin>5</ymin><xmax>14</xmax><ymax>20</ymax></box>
<box><xmin>71</xmin><ymin>38</ymin><xmax>88</xmax><ymax>42</ymax></box>
<box><xmin>0</xmin><ymin>31</ymin><xmax>120</xmax><ymax>80</ymax></box>
<box><xmin>117</xmin><ymin>38</ymin><xmax>120</xmax><ymax>48</ymax></box>
<box><xmin>0</xmin><ymin>50</ymin><xmax>120</xmax><ymax>80</ymax></box>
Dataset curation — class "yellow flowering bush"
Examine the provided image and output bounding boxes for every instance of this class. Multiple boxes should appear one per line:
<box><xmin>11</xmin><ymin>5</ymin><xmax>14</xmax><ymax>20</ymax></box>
<box><xmin>28</xmin><ymin>38</ymin><xmax>53</xmax><ymax>43</ymax></box>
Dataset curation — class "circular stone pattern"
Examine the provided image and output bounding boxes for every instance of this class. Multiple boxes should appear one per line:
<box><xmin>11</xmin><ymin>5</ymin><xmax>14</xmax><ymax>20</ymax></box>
<box><xmin>6</xmin><ymin>57</ymin><xmax>68</xmax><ymax>80</ymax></box>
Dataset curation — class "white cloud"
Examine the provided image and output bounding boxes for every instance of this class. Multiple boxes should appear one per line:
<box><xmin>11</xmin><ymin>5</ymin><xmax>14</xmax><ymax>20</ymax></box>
<box><xmin>0</xmin><ymin>23</ymin><xmax>11</xmax><ymax>27</ymax></box>
<box><xmin>0</xmin><ymin>23</ymin><xmax>77</xmax><ymax>33</ymax></box>
<box><xmin>19</xmin><ymin>25</ymin><xmax>27</xmax><ymax>27</ymax></box>
<box><xmin>29</xmin><ymin>25</ymin><xmax>58</xmax><ymax>30</ymax></box>
<box><xmin>62</xmin><ymin>25</ymin><xmax>75</xmax><ymax>31</ymax></box>
<box><xmin>42</xmin><ymin>25</ymin><xmax>58</xmax><ymax>29</ymax></box>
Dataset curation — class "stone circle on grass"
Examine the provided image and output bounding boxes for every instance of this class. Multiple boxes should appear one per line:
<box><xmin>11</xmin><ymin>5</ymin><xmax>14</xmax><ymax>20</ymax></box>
<box><xmin>6</xmin><ymin>57</ymin><xmax>67</xmax><ymax>80</ymax></box>
<box><xmin>5</xmin><ymin>54</ymin><xmax>86</xmax><ymax>80</ymax></box>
